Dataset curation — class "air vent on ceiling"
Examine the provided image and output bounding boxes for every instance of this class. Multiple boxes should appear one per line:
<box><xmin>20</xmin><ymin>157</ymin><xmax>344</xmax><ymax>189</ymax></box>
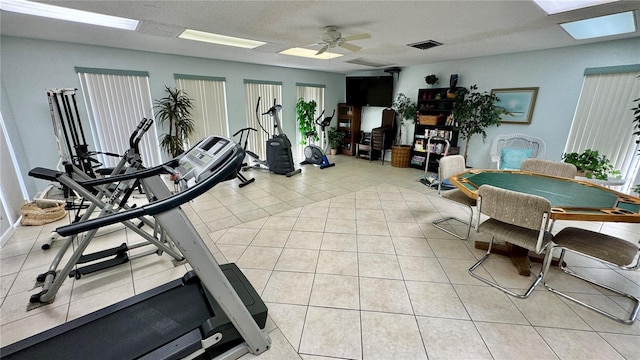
<box><xmin>408</xmin><ymin>40</ymin><xmax>443</xmax><ymax>50</ymax></box>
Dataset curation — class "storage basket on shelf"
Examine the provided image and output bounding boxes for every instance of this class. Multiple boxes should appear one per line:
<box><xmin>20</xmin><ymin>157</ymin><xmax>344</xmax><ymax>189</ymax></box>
<box><xmin>418</xmin><ymin>115</ymin><xmax>441</xmax><ymax>125</ymax></box>
<box><xmin>20</xmin><ymin>201</ymin><xmax>66</xmax><ymax>226</ymax></box>
<box><xmin>391</xmin><ymin>145</ymin><xmax>411</xmax><ymax>168</ymax></box>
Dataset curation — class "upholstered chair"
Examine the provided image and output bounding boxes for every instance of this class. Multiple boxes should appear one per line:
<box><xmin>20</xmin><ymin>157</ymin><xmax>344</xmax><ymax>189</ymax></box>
<box><xmin>469</xmin><ymin>184</ymin><xmax>554</xmax><ymax>298</ymax></box>
<box><xmin>520</xmin><ymin>158</ymin><xmax>577</xmax><ymax>179</ymax></box>
<box><xmin>544</xmin><ymin>227</ymin><xmax>640</xmax><ymax>324</ymax></box>
<box><xmin>432</xmin><ymin>155</ymin><xmax>475</xmax><ymax>240</ymax></box>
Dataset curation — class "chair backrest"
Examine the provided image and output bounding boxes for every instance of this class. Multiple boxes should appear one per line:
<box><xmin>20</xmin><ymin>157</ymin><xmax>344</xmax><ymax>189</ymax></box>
<box><xmin>477</xmin><ymin>184</ymin><xmax>551</xmax><ymax>232</ymax></box>
<box><xmin>520</xmin><ymin>158</ymin><xmax>577</xmax><ymax>179</ymax></box>
<box><xmin>490</xmin><ymin>133</ymin><xmax>546</xmax><ymax>169</ymax></box>
<box><xmin>438</xmin><ymin>155</ymin><xmax>466</xmax><ymax>192</ymax></box>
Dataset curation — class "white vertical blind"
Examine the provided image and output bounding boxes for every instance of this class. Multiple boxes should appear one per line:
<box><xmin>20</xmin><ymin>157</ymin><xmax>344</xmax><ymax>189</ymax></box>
<box><xmin>564</xmin><ymin>67</ymin><xmax>640</xmax><ymax>192</ymax></box>
<box><xmin>175</xmin><ymin>75</ymin><xmax>228</xmax><ymax>146</ymax></box>
<box><xmin>77</xmin><ymin>68</ymin><xmax>161</xmax><ymax>167</ymax></box>
<box><xmin>244</xmin><ymin>81</ymin><xmax>282</xmax><ymax>160</ymax></box>
<box><xmin>295</xmin><ymin>84</ymin><xmax>325</xmax><ymax>157</ymax></box>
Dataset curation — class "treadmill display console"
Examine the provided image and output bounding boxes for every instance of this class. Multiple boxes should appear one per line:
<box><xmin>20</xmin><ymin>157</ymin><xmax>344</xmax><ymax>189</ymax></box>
<box><xmin>175</xmin><ymin>136</ymin><xmax>233</xmax><ymax>187</ymax></box>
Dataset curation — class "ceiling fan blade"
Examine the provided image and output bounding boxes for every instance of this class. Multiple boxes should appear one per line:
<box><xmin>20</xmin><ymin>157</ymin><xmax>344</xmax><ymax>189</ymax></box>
<box><xmin>316</xmin><ymin>45</ymin><xmax>329</xmax><ymax>55</ymax></box>
<box><xmin>339</xmin><ymin>42</ymin><xmax>361</xmax><ymax>52</ymax></box>
<box><xmin>342</xmin><ymin>33</ymin><xmax>371</xmax><ymax>42</ymax></box>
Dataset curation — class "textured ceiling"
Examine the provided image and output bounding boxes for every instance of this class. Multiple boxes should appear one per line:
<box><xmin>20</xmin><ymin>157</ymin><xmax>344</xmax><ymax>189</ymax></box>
<box><xmin>1</xmin><ymin>0</ymin><xmax>639</xmax><ymax>73</ymax></box>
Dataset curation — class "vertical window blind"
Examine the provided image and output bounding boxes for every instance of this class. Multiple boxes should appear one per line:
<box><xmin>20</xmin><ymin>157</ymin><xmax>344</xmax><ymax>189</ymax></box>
<box><xmin>175</xmin><ymin>74</ymin><xmax>228</xmax><ymax>146</ymax></box>
<box><xmin>244</xmin><ymin>80</ymin><xmax>282</xmax><ymax>160</ymax></box>
<box><xmin>77</xmin><ymin>67</ymin><xmax>161</xmax><ymax>167</ymax></box>
<box><xmin>564</xmin><ymin>65</ymin><xmax>640</xmax><ymax>192</ymax></box>
<box><xmin>296</xmin><ymin>83</ymin><xmax>325</xmax><ymax>156</ymax></box>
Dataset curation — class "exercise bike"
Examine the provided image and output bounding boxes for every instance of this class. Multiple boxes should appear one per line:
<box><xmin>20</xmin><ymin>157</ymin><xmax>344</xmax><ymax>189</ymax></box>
<box><xmin>300</xmin><ymin>109</ymin><xmax>335</xmax><ymax>169</ymax></box>
<box><xmin>238</xmin><ymin>97</ymin><xmax>301</xmax><ymax>177</ymax></box>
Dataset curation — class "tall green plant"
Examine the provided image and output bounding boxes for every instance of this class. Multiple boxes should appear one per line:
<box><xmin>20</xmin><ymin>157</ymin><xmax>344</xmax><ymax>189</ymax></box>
<box><xmin>155</xmin><ymin>86</ymin><xmax>195</xmax><ymax>157</ymax></box>
<box><xmin>451</xmin><ymin>85</ymin><xmax>506</xmax><ymax>159</ymax></box>
<box><xmin>391</xmin><ymin>93</ymin><xmax>417</xmax><ymax>145</ymax></box>
<box><xmin>296</xmin><ymin>98</ymin><xmax>317</xmax><ymax>145</ymax></box>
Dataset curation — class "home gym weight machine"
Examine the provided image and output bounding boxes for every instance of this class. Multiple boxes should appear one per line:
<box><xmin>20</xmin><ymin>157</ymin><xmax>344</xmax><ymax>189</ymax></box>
<box><xmin>47</xmin><ymin>88</ymin><xmax>119</xmax><ymax>178</ymax></box>
<box><xmin>239</xmin><ymin>97</ymin><xmax>301</xmax><ymax>177</ymax></box>
<box><xmin>1</xmin><ymin>136</ymin><xmax>271</xmax><ymax>360</ymax></box>
<box><xmin>300</xmin><ymin>109</ymin><xmax>335</xmax><ymax>169</ymax></box>
<box><xmin>27</xmin><ymin>118</ymin><xmax>186</xmax><ymax>308</ymax></box>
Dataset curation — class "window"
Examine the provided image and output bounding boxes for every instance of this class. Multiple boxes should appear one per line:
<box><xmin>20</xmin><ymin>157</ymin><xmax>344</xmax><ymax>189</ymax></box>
<box><xmin>175</xmin><ymin>74</ymin><xmax>228</xmax><ymax>145</ymax></box>
<box><xmin>243</xmin><ymin>80</ymin><xmax>282</xmax><ymax>160</ymax></box>
<box><xmin>564</xmin><ymin>65</ymin><xmax>640</xmax><ymax>193</ymax></box>
<box><xmin>296</xmin><ymin>83</ymin><xmax>325</xmax><ymax>156</ymax></box>
<box><xmin>77</xmin><ymin>67</ymin><xmax>161</xmax><ymax>167</ymax></box>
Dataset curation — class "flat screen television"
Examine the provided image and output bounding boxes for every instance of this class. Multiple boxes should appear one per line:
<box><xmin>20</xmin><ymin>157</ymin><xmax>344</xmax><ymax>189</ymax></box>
<box><xmin>346</xmin><ymin>76</ymin><xmax>394</xmax><ymax>107</ymax></box>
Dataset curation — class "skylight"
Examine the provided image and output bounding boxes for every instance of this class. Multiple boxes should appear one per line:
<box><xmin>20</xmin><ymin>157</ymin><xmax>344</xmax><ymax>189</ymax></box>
<box><xmin>560</xmin><ymin>11</ymin><xmax>636</xmax><ymax>39</ymax></box>
<box><xmin>279</xmin><ymin>48</ymin><xmax>343</xmax><ymax>60</ymax></box>
<box><xmin>533</xmin><ymin>0</ymin><xmax>620</xmax><ymax>15</ymax></box>
<box><xmin>0</xmin><ymin>0</ymin><xmax>139</xmax><ymax>30</ymax></box>
<box><xmin>179</xmin><ymin>29</ymin><xmax>266</xmax><ymax>49</ymax></box>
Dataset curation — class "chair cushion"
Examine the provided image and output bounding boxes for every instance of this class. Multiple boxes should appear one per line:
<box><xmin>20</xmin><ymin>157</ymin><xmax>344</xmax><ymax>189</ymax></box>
<box><xmin>500</xmin><ymin>148</ymin><xmax>532</xmax><ymax>170</ymax></box>
<box><xmin>553</xmin><ymin>227</ymin><xmax>639</xmax><ymax>267</ymax></box>
<box><xmin>479</xmin><ymin>218</ymin><xmax>552</xmax><ymax>252</ymax></box>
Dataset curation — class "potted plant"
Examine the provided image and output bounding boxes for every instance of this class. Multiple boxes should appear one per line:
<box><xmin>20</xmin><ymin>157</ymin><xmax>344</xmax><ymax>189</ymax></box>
<box><xmin>451</xmin><ymin>85</ymin><xmax>506</xmax><ymax>161</ymax></box>
<box><xmin>296</xmin><ymin>98</ymin><xmax>317</xmax><ymax>145</ymax></box>
<box><xmin>562</xmin><ymin>149</ymin><xmax>614</xmax><ymax>180</ymax></box>
<box><xmin>425</xmin><ymin>75</ymin><xmax>439</xmax><ymax>87</ymax></box>
<box><xmin>327</xmin><ymin>126</ymin><xmax>345</xmax><ymax>155</ymax></box>
<box><xmin>391</xmin><ymin>93</ymin><xmax>417</xmax><ymax>167</ymax></box>
<box><xmin>155</xmin><ymin>86</ymin><xmax>195</xmax><ymax>158</ymax></box>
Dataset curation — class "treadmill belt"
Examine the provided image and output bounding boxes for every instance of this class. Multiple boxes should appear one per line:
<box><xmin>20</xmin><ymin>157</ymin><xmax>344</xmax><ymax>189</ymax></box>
<box><xmin>3</xmin><ymin>279</ymin><xmax>212</xmax><ymax>360</ymax></box>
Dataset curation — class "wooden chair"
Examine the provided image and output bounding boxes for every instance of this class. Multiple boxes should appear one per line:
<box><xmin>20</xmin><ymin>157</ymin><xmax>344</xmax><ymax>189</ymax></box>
<box><xmin>520</xmin><ymin>158</ymin><xmax>577</xmax><ymax>179</ymax></box>
<box><xmin>469</xmin><ymin>184</ymin><xmax>554</xmax><ymax>298</ymax></box>
<box><xmin>490</xmin><ymin>133</ymin><xmax>546</xmax><ymax>170</ymax></box>
<box><xmin>544</xmin><ymin>227</ymin><xmax>640</xmax><ymax>324</ymax></box>
<box><xmin>432</xmin><ymin>155</ymin><xmax>475</xmax><ymax>240</ymax></box>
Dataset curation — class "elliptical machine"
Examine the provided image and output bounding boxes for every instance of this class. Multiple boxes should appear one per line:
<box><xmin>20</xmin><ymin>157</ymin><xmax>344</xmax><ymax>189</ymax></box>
<box><xmin>240</xmin><ymin>97</ymin><xmax>301</xmax><ymax>177</ymax></box>
<box><xmin>300</xmin><ymin>109</ymin><xmax>335</xmax><ymax>169</ymax></box>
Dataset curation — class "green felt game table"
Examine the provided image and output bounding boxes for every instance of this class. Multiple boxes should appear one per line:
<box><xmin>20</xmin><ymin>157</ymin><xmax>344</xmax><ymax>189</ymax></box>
<box><xmin>450</xmin><ymin>169</ymin><xmax>640</xmax><ymax>276</ymax></box>
<box><xmin>450</xmin><ymin>169</ymin><xmax>640</xmax><ymax>223</ymax></box>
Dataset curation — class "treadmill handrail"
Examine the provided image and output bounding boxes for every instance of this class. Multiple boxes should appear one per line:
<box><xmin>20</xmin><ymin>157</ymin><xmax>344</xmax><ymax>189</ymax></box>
<box><xmin>56</xmin><ymin>147</ymin><xmax>244</xmax><ymax>237</ymax></box>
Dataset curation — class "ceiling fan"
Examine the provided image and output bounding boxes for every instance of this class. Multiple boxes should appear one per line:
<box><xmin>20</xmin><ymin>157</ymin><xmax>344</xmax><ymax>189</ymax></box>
<box><xmin>314</xmin><ymin>26</ymin><xmax>371</xmax><ymax>55</ymax></box>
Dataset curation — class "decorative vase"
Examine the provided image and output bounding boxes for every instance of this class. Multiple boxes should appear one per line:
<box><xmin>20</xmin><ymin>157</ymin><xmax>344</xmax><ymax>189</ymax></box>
<box><xmin>449</xmin><ymin>74</ymin><xmax>458</xmax><ymax>88</ymax></box>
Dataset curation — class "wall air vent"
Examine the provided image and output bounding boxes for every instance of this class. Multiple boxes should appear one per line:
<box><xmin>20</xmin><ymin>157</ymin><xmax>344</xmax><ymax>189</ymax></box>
<box><xmin>345</xmin><ymin>58</ymin><xmax>394</xmax><ymax>68</ymax></box>
<box><xmin>408</xmin><ymin>40</ymin><xmax>443</xmax><ymax>50</ymax></box>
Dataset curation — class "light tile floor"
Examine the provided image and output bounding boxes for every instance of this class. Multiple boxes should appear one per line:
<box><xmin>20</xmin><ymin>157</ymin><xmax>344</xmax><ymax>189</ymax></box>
<box><xmin>2</xmin><ymin>155</ymin><xmax>640</xmax><ymax>359</ymax></box>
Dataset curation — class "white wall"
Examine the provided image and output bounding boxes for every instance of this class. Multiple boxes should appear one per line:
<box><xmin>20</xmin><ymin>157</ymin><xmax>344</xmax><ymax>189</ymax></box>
<box><xmin>354</xmin><ymin>38</ymin><xmax>640</xmax><ymax>169</ymax></box>
<box><xmin>0</xmin><ymin>36</ymin><xmax>346</xmax><ymax>198</ymax></box>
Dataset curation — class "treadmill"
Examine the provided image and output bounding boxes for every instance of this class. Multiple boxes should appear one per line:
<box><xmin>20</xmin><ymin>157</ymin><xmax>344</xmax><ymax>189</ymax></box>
<box><xmin>1</xmin><ymin>136</ymin><xmax>271</xmax><ymax>360</ymax></box>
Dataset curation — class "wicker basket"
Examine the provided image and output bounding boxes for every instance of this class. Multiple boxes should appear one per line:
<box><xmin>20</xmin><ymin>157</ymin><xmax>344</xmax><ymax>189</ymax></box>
<box><xmin>20</xmin><ymin>201</ymin><xmax>66</xmax><ymax>226</ymax></box>
<box><xmin>418</xmin><ymin>115</ymin><xmax>440</xmax><ymax>125</ymax></box>
<box><xmin>391</xmin><ymin>145</ymin><xmax>411</xmax><ymax>168</ymax></box>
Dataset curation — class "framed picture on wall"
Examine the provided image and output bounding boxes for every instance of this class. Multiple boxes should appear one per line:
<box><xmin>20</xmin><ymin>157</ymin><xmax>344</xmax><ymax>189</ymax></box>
<box><xmin>491</xmin><ymin>87</ymin><xmax>539</xmax><ymax>124</ymax></box>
